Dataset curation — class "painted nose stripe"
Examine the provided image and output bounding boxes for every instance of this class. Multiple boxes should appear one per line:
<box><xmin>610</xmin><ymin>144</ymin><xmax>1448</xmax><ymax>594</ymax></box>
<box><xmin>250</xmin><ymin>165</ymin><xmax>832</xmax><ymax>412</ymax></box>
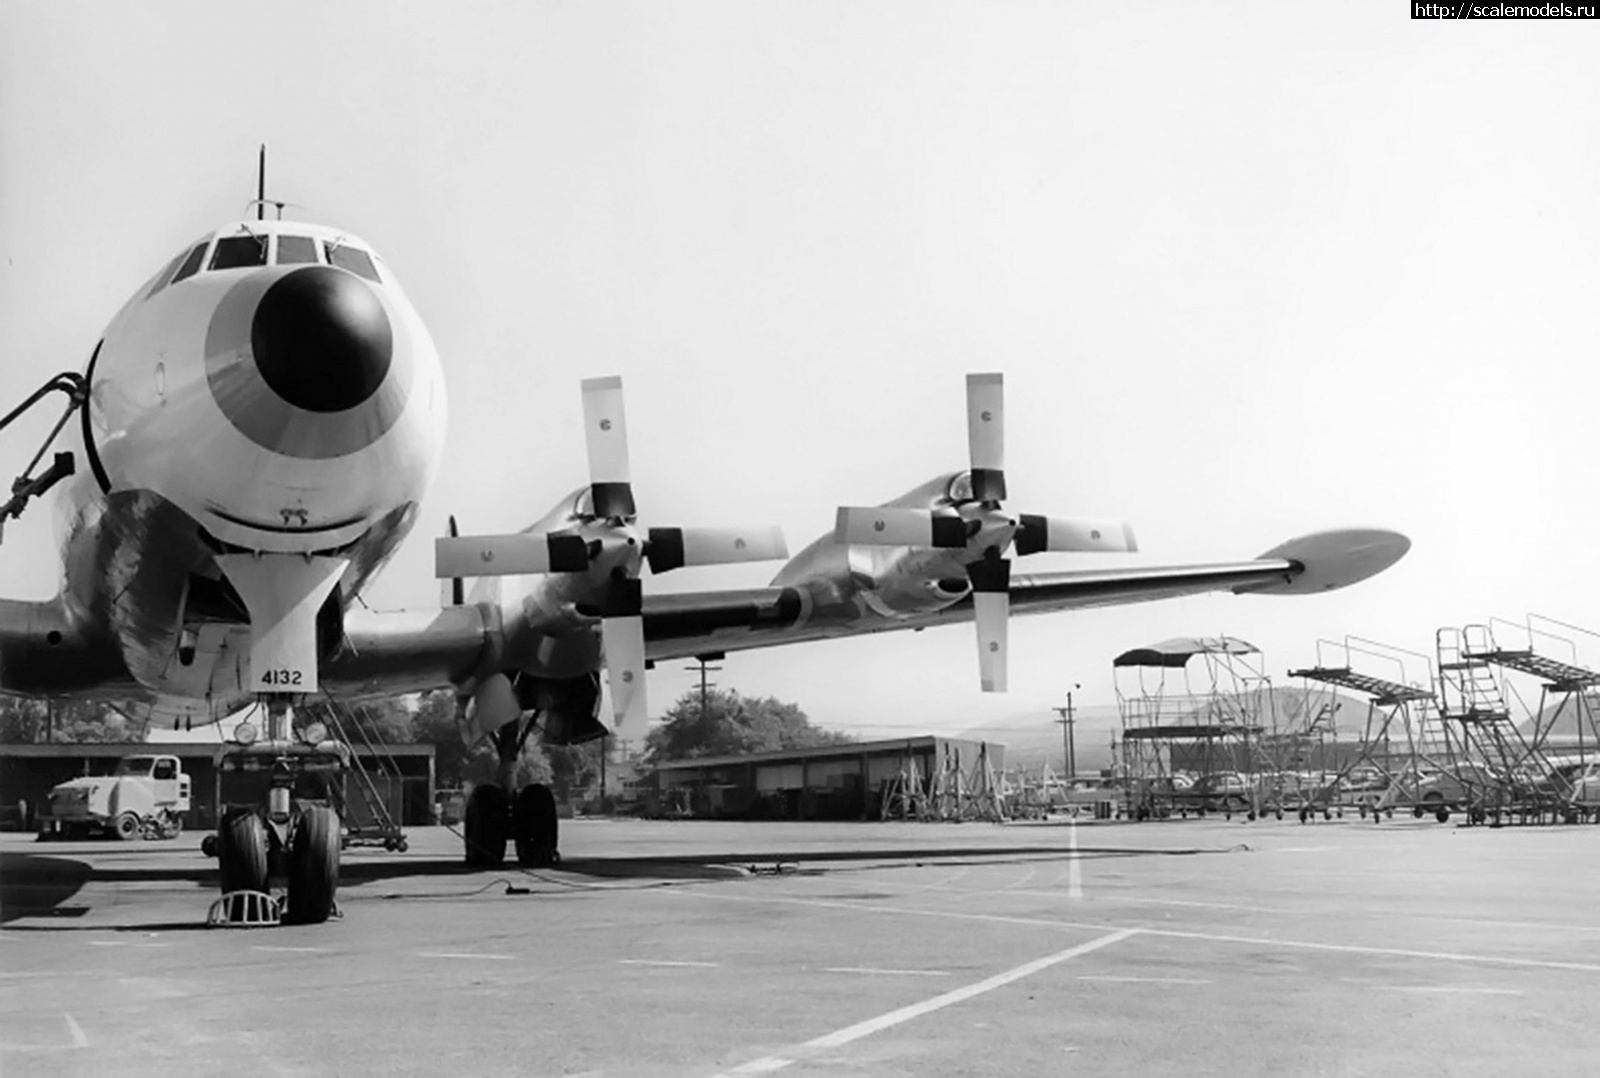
<box><xmin>205</xmin><ymin>266</ymin><xmax>412</xmax><ymax>460</ymax></box>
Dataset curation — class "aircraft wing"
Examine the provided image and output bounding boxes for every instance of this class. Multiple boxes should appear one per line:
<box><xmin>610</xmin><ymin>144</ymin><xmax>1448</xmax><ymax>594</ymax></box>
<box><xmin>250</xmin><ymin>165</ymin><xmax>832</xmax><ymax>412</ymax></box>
<box><xmin>638</xmin><ymin>528</ymin><xmax>1409</xmax><ymax>661</ymax></box>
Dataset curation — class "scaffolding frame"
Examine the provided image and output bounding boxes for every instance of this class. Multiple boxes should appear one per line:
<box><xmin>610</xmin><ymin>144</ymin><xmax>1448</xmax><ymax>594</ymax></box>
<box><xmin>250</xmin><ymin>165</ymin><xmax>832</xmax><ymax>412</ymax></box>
<box><xmin>1114</xmin><ymin>636</ymin><xmax>1276</xmax><ymax>821</ymax></box>
<box><xmin>1289</xmin><ymin>636</ymin><xmax>1444</xmax><ymax>822</ymax></box>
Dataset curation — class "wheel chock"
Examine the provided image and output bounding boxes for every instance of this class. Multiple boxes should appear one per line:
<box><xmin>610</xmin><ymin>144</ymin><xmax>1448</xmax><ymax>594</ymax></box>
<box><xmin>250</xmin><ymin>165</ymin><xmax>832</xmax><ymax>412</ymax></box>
<box><xmin>207</xmin><ymin>890</ymin><xmax>282</xmax><ymax>928</ymax></box>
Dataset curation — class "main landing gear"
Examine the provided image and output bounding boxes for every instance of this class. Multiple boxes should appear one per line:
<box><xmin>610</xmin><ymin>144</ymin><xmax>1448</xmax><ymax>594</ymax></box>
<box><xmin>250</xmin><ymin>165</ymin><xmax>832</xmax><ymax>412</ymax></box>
<box><xmin>463</xmin><ymin>723</ymin><xmax>560</xmax><ymax>868</ymax></box>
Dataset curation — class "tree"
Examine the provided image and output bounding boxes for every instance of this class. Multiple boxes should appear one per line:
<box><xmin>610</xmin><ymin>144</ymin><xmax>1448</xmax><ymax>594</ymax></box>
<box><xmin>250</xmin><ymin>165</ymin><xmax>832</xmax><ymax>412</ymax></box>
<box><xmin>0</xmin><ymin>696</ymin><xmax>143</xmax><ymax>743</ymax></box>
<box><xmin>409</xmin><ymin>690</ymin><xmax>552</xmax><ymax>791</ymax></box>
<box><xmin>546</xmin><ymin>741</ymin><xmax>604</xmax><ymax>801</ymax></box>
<box><xmin>644</xmin><ymin>688</ymin><xmax>852</xmax><ymax>764</ymax></box>
<box><xmin>295</xmin><ymin>698</ymin><xmax>414</xmax><ymax>746</ymax></box>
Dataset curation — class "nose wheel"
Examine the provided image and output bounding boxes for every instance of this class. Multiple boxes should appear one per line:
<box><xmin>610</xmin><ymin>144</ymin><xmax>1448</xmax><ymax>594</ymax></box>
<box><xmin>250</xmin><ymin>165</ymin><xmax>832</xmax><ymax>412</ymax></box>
<box><xmin>217</xmin><ymin>809</ymin><xmax>270</xmax><ymax>894</ymax></box>
<box><xmin>210</xmin><ymin>806</ymin><xmax>343</xmax><ymax>926</ymax></box>
<box><xmin>285</xmin><ymin>805</ymin><xmax>340</xmax><ymax>925</ymax></box>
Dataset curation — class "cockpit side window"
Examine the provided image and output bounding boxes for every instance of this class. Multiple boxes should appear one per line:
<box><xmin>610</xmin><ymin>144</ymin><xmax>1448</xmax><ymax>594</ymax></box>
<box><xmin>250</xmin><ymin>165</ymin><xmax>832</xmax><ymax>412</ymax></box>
<box><xmin>324</xmin><ymin>243</ymin><xmax>380</xmax><ymax>283</ymax></box>
<box><xmin>210</xmin><ymin>235</ymin><xmax>268</xmax><ymax>270</ymax></box>
<box><xmin>141</xmin><ymin>251</ymin><xmax>189</xmax><ymax>301</ymax></box>
<box><xmin>276</xmin><ymin>235</ymin><xmax>319</xmax><ymax>265</ymax></box>
<box><xmin>170</xmin><ymin>242</ymin><xmax>209</xmax><ymax>284</ymax></box>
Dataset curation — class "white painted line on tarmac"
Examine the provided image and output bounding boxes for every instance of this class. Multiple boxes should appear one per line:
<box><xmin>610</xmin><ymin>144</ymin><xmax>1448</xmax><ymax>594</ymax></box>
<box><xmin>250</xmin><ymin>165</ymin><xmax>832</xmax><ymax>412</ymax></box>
<box><xmin>1066</xmin><ymin>819</ymin><xmax>1083</xmax><ymax>900</ymax></box>
<box><xmin>1376</xmin><ymin>986</ymin><xmax>1524</xmax><ymax>996</ymax></box>
<box><xmin>415</xmin><ymin>951</ymin><xmax>515</xmax><ymax>961</ymax></box>
<box><xmin>823</xmin><ymin>967</ymin><xmax>952</xmax><ymax>977</ymax></box>
<box><xmin>619</xmin><ymin>959</ymin><xmax>720</xmax><ymax>968</ymax></box>
<box><xmin>680</xmin><ymin>888</ymin><xmax>1600</xmax><ymax>975</ymax></box>
<box><xmin>253</xmin><ymin>945</ymin><xmax>330</xmax><ymax>954</ymax></box>
<box><xmin>1116</xmin><ymin>896</ymin><xmax>1283</xmax><ymax>915</ymax></box>
<box><xmin>713</xmin><ymin>930</ymin><xmax>1135</xmax><ymax>1076</ymax></box>
<box><xmin>63</xmin><ymin>1014</ymin><xmax>88</xmax><ymax>1048</ymax></box>
<box><xmin>1140</xmin><ymin>927</ymin><xmax>1600</xmax><ymax>974</ymax></box>
<box><xmin>87</xmin><ymin>940</ymin><xmax>167</xmax><ymax>948</ymax></box>
<box><xmin>1080</xmin><ymin>975</ymin><xmax>1213</xmax><ymax>985</ymax></box>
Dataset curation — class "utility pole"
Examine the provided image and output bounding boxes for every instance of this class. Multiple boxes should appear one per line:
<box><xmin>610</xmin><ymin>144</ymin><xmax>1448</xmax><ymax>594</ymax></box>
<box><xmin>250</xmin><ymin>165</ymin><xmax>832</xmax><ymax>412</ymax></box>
<box><xmin>685</xmin><ymin>658</ymin><xmax>722</xmax><ymax>726</ymax></box>
<box><xmin>1052</xmin><ymin>683</ymin><xmax>1081</xmax><ymax>781</ymax></box>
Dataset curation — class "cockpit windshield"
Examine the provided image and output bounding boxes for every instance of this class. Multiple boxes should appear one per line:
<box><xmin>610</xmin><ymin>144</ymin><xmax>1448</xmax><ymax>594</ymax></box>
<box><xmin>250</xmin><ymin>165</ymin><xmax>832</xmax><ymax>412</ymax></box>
<box><xmin>210</xmin><ymin>234</ymin><xmax>268</xmax><ymax>270</ymax></box>
<box><xmin>325</xmin><ymin>242</ymin><xmax>380</xmax><ymax>282</ymax></box>
<box><xmin>276</xmin><ymin>234</ymin><xmax>319</xmax><ymax>264</ymax></box>
<box><xmin>150</xmin><ymin>226</ymin><xmax>385</xmax><ymax>293</ymax></box>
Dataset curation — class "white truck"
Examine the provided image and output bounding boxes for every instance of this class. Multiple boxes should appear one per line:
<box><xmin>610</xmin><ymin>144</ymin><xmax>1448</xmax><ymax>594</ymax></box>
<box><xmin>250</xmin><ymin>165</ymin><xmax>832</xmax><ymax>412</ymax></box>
<box><xmin>40</xmin><ymin>754</ymin><xmax>192</xmax><ymax>840</ymax></box>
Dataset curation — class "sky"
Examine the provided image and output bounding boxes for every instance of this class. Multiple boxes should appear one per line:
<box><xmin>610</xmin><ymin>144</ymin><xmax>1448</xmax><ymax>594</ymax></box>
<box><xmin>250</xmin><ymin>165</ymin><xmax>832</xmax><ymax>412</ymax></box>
<box><xmin>2</xmin><ymin>2</ymin><xmax>1598</xmax><ymax>749</ymax></box>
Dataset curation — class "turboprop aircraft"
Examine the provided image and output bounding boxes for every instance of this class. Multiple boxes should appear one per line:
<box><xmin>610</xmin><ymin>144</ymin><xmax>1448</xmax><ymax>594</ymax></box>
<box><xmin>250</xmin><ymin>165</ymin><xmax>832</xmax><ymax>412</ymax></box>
<box><xmin>0</xmin><ymin>202</ymin><xmax>1409</xmax><ymax>924</ymax></box>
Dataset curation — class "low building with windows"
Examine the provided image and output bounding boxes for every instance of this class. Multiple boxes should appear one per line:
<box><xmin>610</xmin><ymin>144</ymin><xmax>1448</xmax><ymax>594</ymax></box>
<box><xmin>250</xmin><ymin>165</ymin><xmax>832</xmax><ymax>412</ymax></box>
<box><xmin>649</xmin><ymin>736</ymin><xmax>1006</xmax><ymax>821</ymax></box>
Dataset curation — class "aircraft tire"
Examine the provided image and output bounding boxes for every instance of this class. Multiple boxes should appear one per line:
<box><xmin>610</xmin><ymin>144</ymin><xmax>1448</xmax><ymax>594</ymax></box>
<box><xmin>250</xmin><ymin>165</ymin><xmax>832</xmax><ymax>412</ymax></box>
<box><xmin>514</xmin><ymin>783</ymin><xmax>559</xmax><ymax>867</ymax></box>
<box><xmin>464</xmin><ymin>784</ymin><xmax>509</xmax><ymax>867</ymax></box>
<box><xmin>217</xmin><ymin>810</ymin><xmax>270</xmax><ymax>894</ymax></box>
<box><xmin>113</xmin><ymin>812</ymin><xmax>141</xmax><ymax>841</ymax></box>
<box><xmin>285</xmin><ymin>805</ymin><xmax>340</xmax><ymax>925</ymax></box>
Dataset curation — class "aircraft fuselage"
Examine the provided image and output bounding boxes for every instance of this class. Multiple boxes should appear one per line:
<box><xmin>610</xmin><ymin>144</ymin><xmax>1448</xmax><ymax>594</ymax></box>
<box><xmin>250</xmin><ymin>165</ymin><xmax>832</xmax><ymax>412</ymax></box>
<box><xmin>15</xmin><ymin>219</ymin><xmax>447</xmax><ymax>720</ymax></box>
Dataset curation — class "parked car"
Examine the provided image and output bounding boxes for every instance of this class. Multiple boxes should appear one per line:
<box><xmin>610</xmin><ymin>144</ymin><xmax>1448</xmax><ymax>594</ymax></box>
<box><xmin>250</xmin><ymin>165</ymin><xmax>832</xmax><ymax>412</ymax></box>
<box><xmin>1534</xmin><ymin>762</ymin><xmax>1600</xmax><ymax>806</ymax></box>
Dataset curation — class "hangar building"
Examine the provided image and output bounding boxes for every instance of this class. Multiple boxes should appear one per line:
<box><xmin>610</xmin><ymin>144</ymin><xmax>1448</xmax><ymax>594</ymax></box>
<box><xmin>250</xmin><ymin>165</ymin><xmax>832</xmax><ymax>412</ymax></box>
<box><xmin>650</xmin><ymin>736</ymin><xmax>1006</xmax><ymax>820</ymax></box>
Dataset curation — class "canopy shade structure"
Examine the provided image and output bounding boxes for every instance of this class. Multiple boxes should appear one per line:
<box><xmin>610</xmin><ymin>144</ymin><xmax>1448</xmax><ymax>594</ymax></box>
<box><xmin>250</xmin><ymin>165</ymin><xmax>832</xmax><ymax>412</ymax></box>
<box><xmin>1113</xmin><ymin>636</ymin><xmax>1260</xmax><ymax>669</ymax></box>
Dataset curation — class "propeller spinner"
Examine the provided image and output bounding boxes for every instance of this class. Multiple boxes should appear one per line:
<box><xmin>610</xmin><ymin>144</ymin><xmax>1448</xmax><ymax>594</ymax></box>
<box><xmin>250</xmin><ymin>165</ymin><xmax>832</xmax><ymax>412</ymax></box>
<box><xmin>435</xmin><ymin>377</ymin><xmax>788</xmax><ymax>734</ymax></box>
<box><xmin>834</xmin><ymin>372</ymin><xmax>1137</xmax><ymax>693</ymax></box>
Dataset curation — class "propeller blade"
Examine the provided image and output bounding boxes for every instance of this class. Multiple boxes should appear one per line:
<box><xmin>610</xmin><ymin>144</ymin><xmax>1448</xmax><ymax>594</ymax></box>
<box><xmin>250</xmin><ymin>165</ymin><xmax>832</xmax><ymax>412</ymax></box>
<box><xmin>441</xmin><ymin>515</ymin><xmax>465</xmax><ymax>607</ymax></box>
<box><xmin>966</xmin><ymin>372</ymin><xmax>1006</xmax><ymax>501</ymax></box>
<box><xmin>646</xmin><ymin>525</ymin><xmax>789</xmax><ymax>573</ymax></box>
<box><xmin>1015</xmin><ymin>514</ymin><xmax>1138</xmax><ymax>555</ymax></box>
<box><xmin>581</xmin><ymin>375</ymin><xmax>636</xmax><ymax>519</ymax></box>
<box><xmin>834</xmin><ymin>507</ymin><xmax>967</xmax><ymax>549</ymax></box>
<box><xmin>972</xmin><ymin>592</ymin><xmax>1009</xmax><ymax>693</ymax></box>
<box><xmin>968</xmin><ymin>554</ymin><xmax>1010</xmax><ymax>693</ymax></box>
<box><xmin>599</xmin><ymin>576</ymin><xmax>648</xmax><ymax>730</ymax></box>
<box><xmin>435</xmin><ymin>532</ymin><xmax>590</xmax><ymax>578</ymax></box>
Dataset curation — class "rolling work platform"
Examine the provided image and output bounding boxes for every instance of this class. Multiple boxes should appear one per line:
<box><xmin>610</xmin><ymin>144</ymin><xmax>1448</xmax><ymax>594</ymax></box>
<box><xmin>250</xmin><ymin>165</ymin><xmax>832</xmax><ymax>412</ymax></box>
<box><xmin>1434</xmin><ymin>624</ymin><xmax>1553</xmax><ymax>824</ymax></box>
<box><xmin>1290</xmin><ymin>636</ymin><xmax>1447</xmax><ymax>822</ymax></box>
<box><xmin>1114</xmin><ymin>636</ymin><xmax>1273</xmax><ymax>821</ymax></box>
<box><xmin>1453</xmin><ymin>615</ymin><xmax>1600</xmax><ymax>823</ymax></box>
<box><xmin>316</xmin><ymin>701</ymin><xmax>408</xmax><ymax>850</ymax></box>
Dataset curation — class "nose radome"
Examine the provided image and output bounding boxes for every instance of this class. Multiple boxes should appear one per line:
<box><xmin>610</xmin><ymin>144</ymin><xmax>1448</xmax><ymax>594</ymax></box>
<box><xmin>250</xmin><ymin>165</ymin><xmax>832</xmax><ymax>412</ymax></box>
<box><xmin>250</xmin><ymin>266</ymin><xmax>393</xmax><ymax>413</ymax></box>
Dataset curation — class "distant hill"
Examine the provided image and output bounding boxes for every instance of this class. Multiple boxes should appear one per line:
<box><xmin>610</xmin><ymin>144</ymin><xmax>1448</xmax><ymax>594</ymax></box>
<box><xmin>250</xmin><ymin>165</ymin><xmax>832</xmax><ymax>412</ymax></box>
<box><xmin>1518</xmin><ymin>697</ymin><xmax>1600</xmax><ymax>740</ymax></box>
<box><xmin>960</xmin><ymin>686</ymin><xmax>1373</xmax><ymax>774</ymax></box>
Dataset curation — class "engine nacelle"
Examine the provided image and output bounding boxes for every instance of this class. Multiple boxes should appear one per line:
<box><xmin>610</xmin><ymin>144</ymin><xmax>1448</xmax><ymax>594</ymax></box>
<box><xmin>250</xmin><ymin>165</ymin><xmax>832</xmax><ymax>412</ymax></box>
<box><xmin>847</xmin><ymin>545</ymin><xmax>972</xmax><ymax>619</ymax></box>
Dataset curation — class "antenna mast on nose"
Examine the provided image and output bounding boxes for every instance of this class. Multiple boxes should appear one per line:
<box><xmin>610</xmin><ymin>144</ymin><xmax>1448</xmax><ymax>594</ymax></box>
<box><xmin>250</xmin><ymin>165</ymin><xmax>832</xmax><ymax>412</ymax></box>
<box><xmin>257</xmin><ymin>144</ymin><xmax>266</xmax><ymax>221</ymax></box>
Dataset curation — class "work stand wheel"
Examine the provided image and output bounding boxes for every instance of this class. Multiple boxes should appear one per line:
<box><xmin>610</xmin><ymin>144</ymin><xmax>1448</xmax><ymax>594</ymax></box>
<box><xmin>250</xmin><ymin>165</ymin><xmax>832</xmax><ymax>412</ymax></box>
<box><xmin>514</xmin><ymin>783</ymin><xmax>560</xmax><ymax>867</ymax></box>
<box><xmin>285</xmin><ymin>805</ymin><xmax>341</xmax><ymax>925</ymax></box>
<box><xmin>464</xmin><ymin>784</ymin><xmax>509</xmax><ymax>867</ymax></box>
<box><xmin>217</xmin><ymin>810</ymin><xmax>269</xmax><ymax>894</ymax></box>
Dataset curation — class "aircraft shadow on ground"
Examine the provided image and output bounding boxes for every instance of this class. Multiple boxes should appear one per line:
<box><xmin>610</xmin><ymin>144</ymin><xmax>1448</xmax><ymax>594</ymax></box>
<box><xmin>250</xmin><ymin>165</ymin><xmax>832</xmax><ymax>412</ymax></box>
<box><xmin>0</xmin><ymin>840</ymin><xmax>1232</xmax><ymax>927</ymax></box>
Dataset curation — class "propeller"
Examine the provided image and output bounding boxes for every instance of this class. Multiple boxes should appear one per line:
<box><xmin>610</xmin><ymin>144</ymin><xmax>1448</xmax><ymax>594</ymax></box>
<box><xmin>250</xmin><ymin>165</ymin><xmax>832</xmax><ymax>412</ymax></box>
<box><xmin>834</xmin><ymin>372</ymin><xmax>1138</xmax><ymax>694</ymax></box>
<box><xmin>435</xmin><ymin>376</ymin><xmax>789</xmax><ymax>733</ymax></box>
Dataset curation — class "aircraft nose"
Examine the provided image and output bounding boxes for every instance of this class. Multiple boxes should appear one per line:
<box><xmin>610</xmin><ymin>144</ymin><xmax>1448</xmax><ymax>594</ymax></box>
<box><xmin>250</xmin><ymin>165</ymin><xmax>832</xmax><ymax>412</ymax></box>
<box><xmin>250</xmin><ymin>266</ymin><xmax>392</xmax><ymax>413</ymax></box>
